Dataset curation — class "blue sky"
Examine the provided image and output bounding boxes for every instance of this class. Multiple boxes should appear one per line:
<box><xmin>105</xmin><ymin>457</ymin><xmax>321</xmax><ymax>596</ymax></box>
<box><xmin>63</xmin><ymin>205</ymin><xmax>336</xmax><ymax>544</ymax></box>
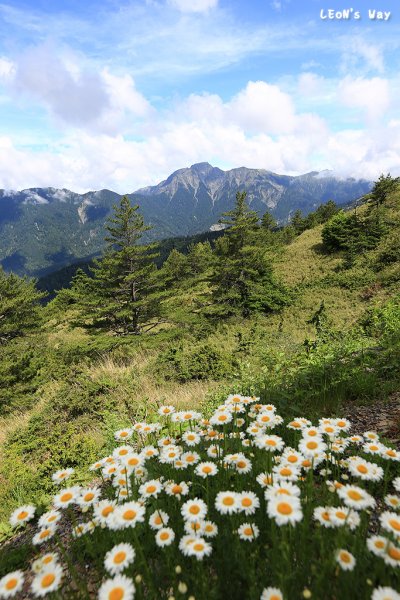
<box><xmin>0</xmin><ymin>0</ymin><xmax>399</xmax><ymax>191</ymax></box>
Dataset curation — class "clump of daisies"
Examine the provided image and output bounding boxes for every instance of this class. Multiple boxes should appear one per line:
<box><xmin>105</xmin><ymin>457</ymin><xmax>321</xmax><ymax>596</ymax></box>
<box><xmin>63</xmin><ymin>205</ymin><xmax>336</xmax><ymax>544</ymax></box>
<box><xmin>3</xmin><ymin>394</ymin><xmax>400</xmax><ymax>599</ymax></box>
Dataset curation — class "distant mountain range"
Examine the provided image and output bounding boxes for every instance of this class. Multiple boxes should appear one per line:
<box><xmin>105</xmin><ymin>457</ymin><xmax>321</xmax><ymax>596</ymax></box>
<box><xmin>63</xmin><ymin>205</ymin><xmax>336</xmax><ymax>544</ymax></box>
<box><xmin>0</xmin><ymin>162</ymin><xmax>372</xmax><ymax>277</ymax></box>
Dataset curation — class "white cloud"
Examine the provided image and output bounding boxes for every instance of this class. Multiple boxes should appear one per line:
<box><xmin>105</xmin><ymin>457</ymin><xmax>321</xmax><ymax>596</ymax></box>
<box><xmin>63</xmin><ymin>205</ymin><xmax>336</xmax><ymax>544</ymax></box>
<box><xmin>341</xmin><ymin>37</ymin><xmax>384</xmax><ymax>74</ymax></box>
<box><xmin>228</xmin><ymin>81</ymin><xmax>296</xmax><ymax>135</ymax></box>
<box><xmin>0</xmin><ymin>56</ymin><xmax>14</xmax><ymax>79</ymax></box>
<box><xmin>337</xmin><ymin>76</ymin><xmax>390</xmax><ymax>122</ymax></box>
<box><xmin>167</xmin><ymin>0</ymin><xmax>218</xmax><ymax>13</ymax></box>
<box><xmin>1</xmin><ymin>77</ymin><xmax>400</xmax><ymax>193</ymax></box>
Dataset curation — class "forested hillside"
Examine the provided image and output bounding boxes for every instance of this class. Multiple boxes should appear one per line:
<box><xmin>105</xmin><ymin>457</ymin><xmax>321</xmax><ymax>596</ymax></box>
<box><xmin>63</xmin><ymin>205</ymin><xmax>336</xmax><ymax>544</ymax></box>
<box><xmin>0</xmin><ymin>176</ymin><xmax>399</xmax><ymax>597</ymax></box>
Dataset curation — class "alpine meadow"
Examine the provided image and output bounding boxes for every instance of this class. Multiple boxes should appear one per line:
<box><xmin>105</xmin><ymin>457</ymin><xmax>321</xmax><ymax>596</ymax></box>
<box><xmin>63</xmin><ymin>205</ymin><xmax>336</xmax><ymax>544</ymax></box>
<box><xmin>2</xmin><ymin>0</ymin><xmax>400</xmax><ymax>597</ymax></box>
<box><xmin>0</xmin><ymin>174</ymin><xmax>399</xmax><ymax>599</ymax></box>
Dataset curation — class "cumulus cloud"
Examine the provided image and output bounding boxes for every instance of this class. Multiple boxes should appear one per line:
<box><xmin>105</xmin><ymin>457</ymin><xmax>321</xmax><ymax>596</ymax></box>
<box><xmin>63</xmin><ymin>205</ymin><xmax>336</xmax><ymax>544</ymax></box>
<box><xmin>337</xmin><ymin>76</ymin><xmax>390</xmax><ymax>122</ymax></box>
<box><xmin>0</xmin><ymin>77</ymin><xmax>400</xmax><ymax>193</ymax></box>
<box><xmin>341</xmin><ymin>37</ymin><xmax>385</xmax><ymax>74</ymax></box>
<box><xmin>0</xmin><ymin>57</ymin><xmax>15</xmax><ymax>79</ymax></box>
<box><xmin>167</xmin><ymin>0</ymin><xmax>218</xmax><ymax>13</ymax></box>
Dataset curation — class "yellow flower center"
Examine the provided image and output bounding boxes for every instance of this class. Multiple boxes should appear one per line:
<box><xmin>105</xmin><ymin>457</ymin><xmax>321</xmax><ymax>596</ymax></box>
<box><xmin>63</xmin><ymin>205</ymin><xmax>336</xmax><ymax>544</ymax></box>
<box><xmin>193</xmin><ymin>543</ymin><xmax>204</xmax><ymax>552</ymax></box>
<box><xmin>189</xmin><ymin>505</ymin><xmax>200</xmax><ymax>515</ymax></box>
<box><xmin>6</xmin><ymin>579</ymin><xmax>18</xmax><ymax>590</ymax></box>
<box><xmin>123</xmin><ymin>510</ymin><xmax>137</xmax><ymax>521</ymax></box>
<box><xmin>172</xmin><ymin>485</ymin><xmax>183</xmax><ymax>494</ymax></box>
<box><xmin>287</xmin><ymin>456</ymin><xmax>297</xmax><ymax>463</ymax></box>
<box><xmin>222</xmin><ymin>497</ymin><xmax>235</xmax><ymax>506</ymax></box>
<box><xmin>243</xmin><ymin>527</ymin><xmax>253</xmax><ymax>536</ymax></box>
<box><xmin>160</xmin><ymin>532</ymin><xmax>170</xmax><ymax>541</ymax></box>
<box><xmin>280</xmin><ymin>468</ymin><xmax>292</xmax><ymax>476</ymax></box>
<box><xmin>218</xmin><ymin>415</ymin><xmax>227</xmax><ymax>421</ymax></box>
<box><xmin>302</xmin><ymin>460</ymin><xmax>312</xmax><ymax>468</ymax></box>
<box><xmin>113</xmin><ymin>552</ymin><xmax>127</xmax><ymax>564</ymax></box>
<box><xmin>336</xmin><ymin>511</ymin><xmax>346</xmax><ymax>520</ymax></box>
<box><xmin>146</xmin><ymin>485</ymin><xmax>157</xmax><ymax>494</ymax></box>
<box><xmin>389</xmin><ymin>519</ymin><xmax>400</xmax><ymax>532</ymax></box>
<box><xmin>186</xmin><ymin>456</ymin><xmax>195</xmax><ymax>462</ymax></box>
<box><xmin>277</xmin><ymin>502</ymin><xmax>293</xmax><ymax>515</ymax></box>
<box><xmin>84</xmin><ymin>493</ymin><xmax>95</xmax><ymax>502</ymax></box>
<box><xmin>348</xmin><ymin>490</ymin><xmax>362</xmax><ymax>501</ymax></box>
<box><xmin>237</xmin><ymin>461</ymin><xmax>247</xmax><ymax>468</ymax></box>
<box><xmin>306</xmin><ymin>441</ymin><xmax>318</xmax><ymax>450</ymax></box>
<box><xmin>43</xmin><ymin>556</ymin><xmax>53</xmax><ymax>564</ymax></box>
<box><xmin>375</xmin><ymin>540</ymin><xmax>385</xmax><ymax>549</ymax></box>
<box><xmin>266</xmin><ymin>440</ymin><xmax>276</xmax><ymax>446</ymax></box>
<box><xmin>241</xmin><ymin>498</ymin><xmax>252</xmax><ymax>507</ymax></box>
<box><xmin>202</xmin><ymin>466</ymin><xmax>212</xmax><ymax>474</ymax></box>
<box><xmin>119</xmin><ymin>449</ymin><xmax>128</xmax><ymax>456</ymax></box>
<box><xmin>120</xmin><ymin>431</ymin><xmax>128</xmax><ymax>437</ymax></box>
<box><xmin>128</xmin><ymin>458</ymin><xmax>139</xmax><ymax>466</ymax></box>
<box><xmin>322</xmin><ymin>512</ymin><xmax>330</xmax><ymax>521</ymax></box>
<box><xmin>109</xmin><ymin>588</ymin><xmax>124</xmax><ymax>600</ymax></box>
<box><xmin>386</xmin><ymin>449</ymin><xmax>396</xmax><ymax>457</ymax></box>
<box><xmin>369</xmin><ymin>445</ymin><xmax>379</xmax><ymax>452</ymax></box>
<box><xmin>388</xmin><ymin>547</ymin><xmax>400</xmax><ymax>560</ymax></box>
<box><xmin>357</xmin><ymin>465</ymin><xmax>368</xmax><ymax>474</ymax></box>
<box><xmin>340</xmin><ymin>552</ymin><xmax>351</xmax><ymax>563</ymax></box>
<box><xmin>41</xmin><ymin>573</ymin><xmax>56</xmax><ymax>588</ymax></box>
<box><xmin>39</xmin><ymin>529</ymin><xmax>51</xmax><ymax>539</ymax></box>
<box><xmin>102</xmin><ymin>506</ymin><xmax>114</xmax><ymax>517</ymax></box>
<box><xmin>18</xmin><ymin>511</ymin><xmax>29</xmax><ymax>520</ymax></box>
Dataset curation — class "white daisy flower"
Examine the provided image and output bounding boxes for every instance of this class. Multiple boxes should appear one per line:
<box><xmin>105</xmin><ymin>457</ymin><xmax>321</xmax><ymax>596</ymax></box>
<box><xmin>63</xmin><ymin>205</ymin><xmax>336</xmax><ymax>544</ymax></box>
<box><xmin>385</xmin><ymin>494</ymin><xmax>400</xmax><ymax>510</ymax></box>
<box><xmin>155</xmin><ymin>527</ymin><xmax>175</xmax><ymax>547</ymax></box>
<box><xmin>215</xmin><ymin>491</ymin><xmax>240</xmax><ymax>515</ymax></box>
<box><xmin>104</xmin><ymin>543</ymin><xmax>135</xmax><ymax>575</ymax></box>
<box><xmin>330</xmin><ymin>507</ymin><xmax>360</xmax><ymax>530</ymax></box>
<box><xmin>94</xmin><ymin>500</ymin><xmax>117</xmax><ymax>526</ymax></box>
<box><xmin>363</xmin><ymin>441</ymin><xmax>384</xmax><ymax>455</ymax></box>
<box><xmin>367</xmin><ymin>535</ymin><xmax>388</xmax><ymax>556</ymax></box>
<box><xmin>313</xmin><ymin>506</ymin><xmax>335</xmax><ymax>528</ymax></box>
<box><xmin>195</xmin><ymin>462</ymin><xmax>218</xmax><ymax>478</ymax></box>
<box><xmin>299</xmin><ymin>437</ymin><xmax>326</xmax><ymax>457</ymax></box>
<box><xmin>267</xmin><ymin>495</ymin><xmax>303</xmax><ymax>526</ymax></box>
<box><xmin>256</xmin><ymin>472</ymin><xmax>274</xmax><ymax>488</ymax></box>
<box><xmin>203</xmin><ymin>521</ymin><xmax>218</xmax><ymax>538</ymax></box>
<box><xmin>207</xmin><ymin>444</ymin><xmax>223</xmax><ymax>459</ymax></box>
<box><xmin>31</xmin><ymin>564</ymin><xmax>63</xmax><ymax>597</ymax></box>
<box><xmin>31</xmin><ymin>553</ymin><xmax>60</xmax><ymax>574</ymax></box>
<box><xmin>140</xmin><ymin>445</ymin><xmax>159</xmax><ymax>460</ymax></box>
<box><xmin>238</xmin><ymin>491</ymin><xmax>260</xmax><ymax>515</ymax></box>
<box><xmin>158</xmin><ymin>405</ymin><xmax>176</xmax><ymax>417</ymax></box>
<box><xmin>371</xmin><ymin>587</ymin><xmax>400</xmax><ymax>600</ymax></box>
<box><xmin>77</xmin><ymin>487</ymin><xmax>101</xmax><ymax>510</ymax></box>
<box><xmin>334</xmin><ymin>418</ymin><xmax>351</xmax><ymax>432</ymax></box>
<box><xmin>53</xmin><ymin>486</ymin><xmax>80</xmax><ymax>509</ymax></box>
<box><xmin>181</xmin><ymin>451</ymin><xmax>201</xmax><ymax>466</ymax></box>
<box><xmin>380</xmin><ymin>511</ymin><xmax>400</xmax><ymax>536</ymax></box>
<box><xmin>51</xmin><ymin>468</ymin><xmax>74</xmax><ymax>485</ymax></box>
<box><xmin>182</xmin><ymin>431</ymin><xmax>201</xmax><ymax>446</ymax></box>
<box><xmin>260</xmin><ymin>587</ymin><xmax>283</xmax><ymax>600</ymax></box>
<box><xmin>138</xmin><ymin>479</ymin><xmax>163</xmax><ymax>499</ymax></box>
<box><xmin>38</xmin><ymin>511</ymin><xmax>61</xmax><ymax>529</ymax></box>
<box><xmin>109</xmin><ymin>501</ymin><xmax>145</xmax><ymax>530</ymax></box>
<box><xmin>382</xmin><ymin>447</ymin><xmax>400</xmax><ymax>461</ymax></box>
<box><xmin>0</xmin><ymin>571</ymin><xmax>24</xmax><ymax>598</ymax></box>
<box><xmin>32</xmin><ymin>526</ymin><xmax>57</xmax><ymax>546</ymax></box>
<box><xmin>254</xmin><ymin>434</ymin><xmax>285</xmax><ymax>452</ymax></box>
<box><xmin>265</xmin><ymin>482</ymin><xmax>301</xmax><ymax>501</ymax></box>
<box><xmin>184</xmin><ymin>520</ymin><xmax>206</xmax><ymax>535</ymax></box>
<box><xmin>164</xmin><ymin>481</ymin><xmax>190</xmax><ymax>498</ymax></box>
<box><xmin>181</xmin><ymin>498</ymin><xmax>208</xmax><ymax>523</ymax></box>
<box><xmin>148</xmin><ymin>509</ymin><xmax>169</xmax><ymax>530</ymax></box>
<box><xmin>337</xmin><ymin>484</ymin><xmax>376</xmax><ymax>510</ymax></box>
<box><xmin>184</xmin><ymin>536</ymin><xmax>212</xmax><ymax>560</ymax></box>
<box><xmin>235</xmin><ymin>457</ymin><xmax>253</xmax><ymax>474</ymax></box>
<box><xmin>382</xmin><ymin>541</ymin><xmax>400</xmax><ymax>567</ymax></box>
<box><xmin>238</xmin><ymin>523</ymin><xmax>259</xmax><ymax>541</ymax></box>
<box><xmin>335</xmin><ymin>548</ymin><xmax>356</xmax><ymax>571</ymax></box>
<box><xmin>113</xmin><ymin>446</ymin><xmax>134</xmax><ymax>460</ymax></box>
<box><xmin>209</xmin><ymin>411</ymin><xmax>233</xmax><ymax>426</ymax></box>
<box><xmin>114</xmin><ymin>429</ymin><xmax>133</xmax><ymax>441</ymax></box>
<box><xmin>98</xmin><ymin>575</ymin><xmax>135</xmax><ymax>600</ymax></box>
<box><xmin>9</xmin><ymin>505</ymin><xmax>36</xmax><ymax>528</ymax></box>
<box><xmin>347</xmin><ymin>458</ymin><xmax>384</xmax><ymax>481</ymax></box>
<box><xmin>273</xmin><ymin>464</ymin><xmax>300</xmax><ymax>482</ymax></box>
<box><xmin>121</xmin><ymin>453</ymin><xmax>143</xmax><ymax>470</ymax></box>
<box><xmin>393</xmin><ymin>476</ymin><xmax>400</xmax><ymax>493</ymax></box>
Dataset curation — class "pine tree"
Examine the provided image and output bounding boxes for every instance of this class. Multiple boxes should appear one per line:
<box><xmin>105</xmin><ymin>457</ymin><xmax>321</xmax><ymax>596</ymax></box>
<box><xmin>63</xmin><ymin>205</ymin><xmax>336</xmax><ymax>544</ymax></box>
<box><xmin>0</xmin><ymin>267</ymin><xmax>45</xmax><ymax>344</ymax></box>
<box><xmin>208</xmin><ymin>191</ymin><xmax>289</xmax><ymax>318</ymax></box>
<box><xmin>87</xmin><ymin>196</ymin><xmax>159</xmax><ymax>334</ymax></box>
<box><xmin>261</xmin><ymin>211</ymin><xmax>277</xmax><ymax>231</ymax></box>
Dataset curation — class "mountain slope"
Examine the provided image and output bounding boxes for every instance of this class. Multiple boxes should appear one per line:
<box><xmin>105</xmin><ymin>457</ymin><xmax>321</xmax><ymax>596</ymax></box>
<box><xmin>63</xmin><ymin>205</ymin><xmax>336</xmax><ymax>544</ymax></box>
<box><xmin>0</xmin><ymin>163</ymin><xmax>372</xmax><ymax>276</ymax></box>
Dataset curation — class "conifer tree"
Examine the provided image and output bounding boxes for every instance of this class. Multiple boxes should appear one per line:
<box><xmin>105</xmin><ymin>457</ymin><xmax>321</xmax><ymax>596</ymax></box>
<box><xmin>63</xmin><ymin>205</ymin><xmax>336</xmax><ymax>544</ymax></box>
<box><xmin>208</xmin><ymin>191</ymin><xmax>289</xmax><ymax>318</ymax></box>
<box><xmin>88</xmin><ymin>196</ymin><xmax>159</xmax><ymax>334</ymax></box>
<box><xmin>0</xmin><ymin>267</ymin><xmax>45</xmax><ymax>343</ymax></box>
